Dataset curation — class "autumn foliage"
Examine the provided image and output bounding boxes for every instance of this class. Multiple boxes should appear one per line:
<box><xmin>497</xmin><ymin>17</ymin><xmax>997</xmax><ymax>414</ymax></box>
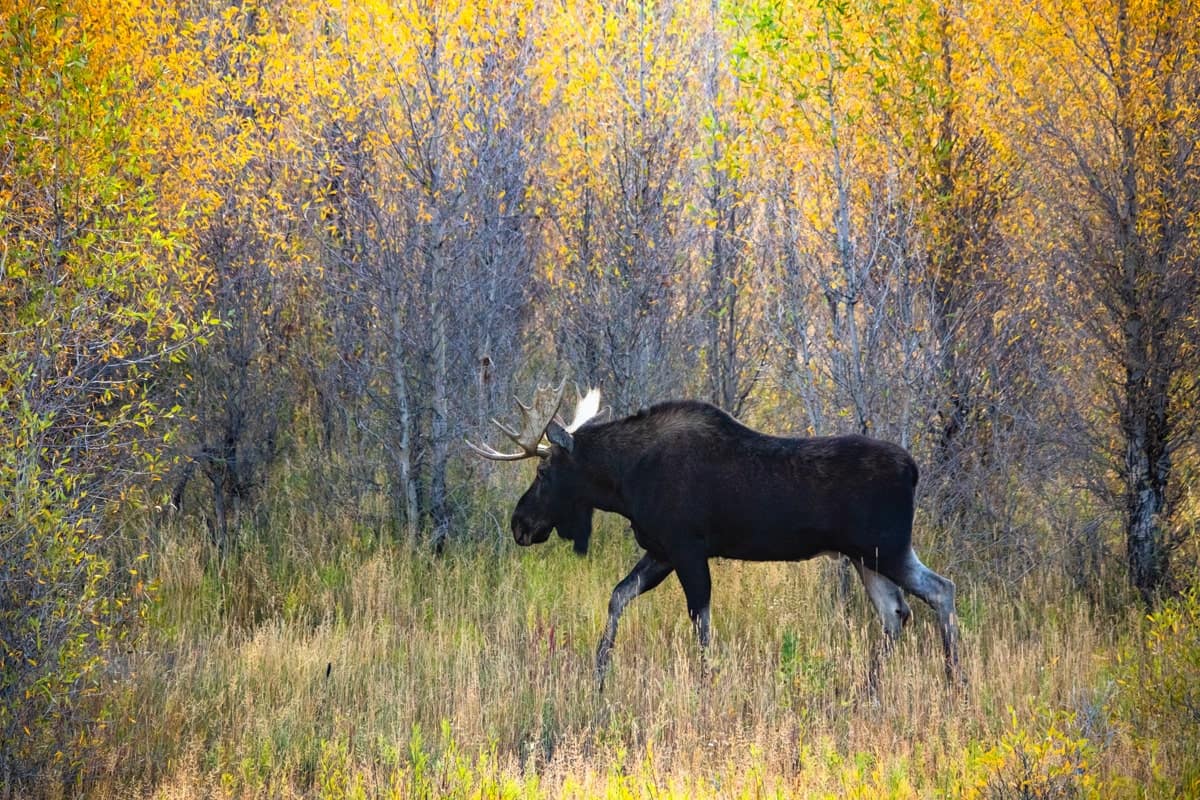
<box><xmin>1</xmin><ymin>0</ymin><xmax>1198</xmax><ymax>795</ymax></box>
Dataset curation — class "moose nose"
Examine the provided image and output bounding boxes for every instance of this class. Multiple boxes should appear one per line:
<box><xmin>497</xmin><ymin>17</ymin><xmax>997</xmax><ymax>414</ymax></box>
<box><xmin>511</xmin><ymin>513</ymin><xmax>551</xmax><ymax>546</ymax></box>
<box><xmin>511</xmin><ymin>515</ymin><xmax>533</xmax><ymax>546</ymax></box>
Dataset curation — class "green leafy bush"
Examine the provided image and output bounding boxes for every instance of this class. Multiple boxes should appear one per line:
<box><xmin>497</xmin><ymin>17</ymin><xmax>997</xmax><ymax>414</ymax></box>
<box><xmin>0</xmin><ymin>1</ymin><xmax>208</xmax><ymax>787</ymax></box>
<box><xmin>1109</xmin><ymin>588</ymin><xmax>1200</xmax><ymax>796</ymax></box>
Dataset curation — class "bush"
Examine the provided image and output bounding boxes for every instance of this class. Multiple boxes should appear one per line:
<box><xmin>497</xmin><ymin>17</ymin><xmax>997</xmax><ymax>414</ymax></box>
<box><xmin>969</xmin><ymin>708</ymin><xmax>1093</xmax><ymax>800</ymax></box>
<box><xmin>0</xmin><ymin>1</ymin><xmax>207</xmax><ymax>788</ymax></box>
<box><xmin>1109</xmin><ymin>587</ymin><xmax>1200</xmax><ymax>796</ymax></box>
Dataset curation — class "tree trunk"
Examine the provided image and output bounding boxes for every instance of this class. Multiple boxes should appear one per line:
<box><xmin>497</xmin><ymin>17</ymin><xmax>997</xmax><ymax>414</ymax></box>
<box><xmin>1114</xmin><ymin>0</ymin><xmax>1171</xmax><ymax>603</ymax></box>
<box><xmin>1124</xmin><ymin>429</ymin><xmax>1167</xmax><ymax>603</ymax></box>
<box><xmin>390</xmin><ymin>303</ymin><xmax>420</xmax><ymax>542</ymax></box>
<box><xmin>822</xmin><ymin>9</ymin><xmax>869</xmax><ymax>436</ymax></box>
<box><xmin>428</xmin><ymin>236</ymin><xmax>450</xmax><ymax>551</ymax></box>
<box><xmin>1121</xmin><ymin>332</ymin><xmax>1173</xmax><ymax>602</ymax></box>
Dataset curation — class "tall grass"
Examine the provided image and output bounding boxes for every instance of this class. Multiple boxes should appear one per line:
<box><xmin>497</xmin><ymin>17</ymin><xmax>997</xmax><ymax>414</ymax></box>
<box><xmin>82</xmin><ymin>493</ymin><xmax>1197</xmax><ymax>799</ymax></box>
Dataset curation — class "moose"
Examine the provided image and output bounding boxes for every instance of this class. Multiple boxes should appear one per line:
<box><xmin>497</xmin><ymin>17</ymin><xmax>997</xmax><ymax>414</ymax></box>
<box><xmin>469</xmin><ymin>382</ymin><xmax>961</xmax><ymax>686</ymax></box>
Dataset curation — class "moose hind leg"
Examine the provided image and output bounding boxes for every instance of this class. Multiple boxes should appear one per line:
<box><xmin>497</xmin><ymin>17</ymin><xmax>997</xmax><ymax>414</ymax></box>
<box><xmin>595</xmin><ymin>554</ymin><xmax>673</xmax><ymax>688</ymax></box>
<box><xmin>855</xmin><ymin>562</ymin><xmax>911</xmax><ymax>643</ymax></box>
<box><xmin>893</xmin><ymin>549</ymin><xmax>961</xmax><ymax>683</ymax></box>
<box><xmin>854</xmin><ymin>563</ymin><xmax>911</xmax><ymax>693</ymax></box>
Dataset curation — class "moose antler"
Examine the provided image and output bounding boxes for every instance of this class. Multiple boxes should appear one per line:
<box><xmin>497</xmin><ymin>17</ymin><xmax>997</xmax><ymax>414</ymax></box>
<box><xmin>466</xmin><ymin>380</ymin><xmax>568</xmax><ymax>461</ymax></box>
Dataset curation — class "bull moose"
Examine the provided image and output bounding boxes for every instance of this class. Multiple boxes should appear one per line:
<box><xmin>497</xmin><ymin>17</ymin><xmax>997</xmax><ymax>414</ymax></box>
<box><xmin>469</xmin><ymin>382</ymin><xmax>961</xmax><ymax>686</ymax></box>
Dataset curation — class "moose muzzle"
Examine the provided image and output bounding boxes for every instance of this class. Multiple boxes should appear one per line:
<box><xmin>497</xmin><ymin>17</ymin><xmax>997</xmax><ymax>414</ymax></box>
<box><xmin>511</xmin><ymin>513</ymin><xmax>552</xmax><ymax>546</ymax></box>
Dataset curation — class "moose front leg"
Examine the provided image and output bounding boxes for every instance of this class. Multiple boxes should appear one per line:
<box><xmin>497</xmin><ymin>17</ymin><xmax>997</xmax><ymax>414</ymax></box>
<box><xmin>595</xmin><ymin>553</ymin><xmax>673</xmax><ymax>688</ymax></box>
<box><xmin>674</xmin><ymin>556</ymin><xmax>713</xmax><ymax>676</ymax></box>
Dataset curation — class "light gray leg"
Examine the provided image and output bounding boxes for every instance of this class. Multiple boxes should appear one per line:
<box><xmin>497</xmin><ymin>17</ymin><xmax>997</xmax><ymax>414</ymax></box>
<box><xmin>855</xmin><ymin>562</ymin><xmax>912</xmax><ymax>642</ymax></box>
<box><xmin>595</xmin><ymin>554</ymin><xmax>673</xmax><ymax>688</ymax></box>
<box><xmin>893</xmin><ymin>549</ymin><xmax>962</xmax><ymax>684</ymax></box>
<box><xmin>854</xmin><ymin>562</ymin><xmax>911</xmax><ymax>692</ymax></box>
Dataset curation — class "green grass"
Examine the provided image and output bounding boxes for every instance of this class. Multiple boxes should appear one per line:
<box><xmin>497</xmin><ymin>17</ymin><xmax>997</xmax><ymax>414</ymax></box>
<box><xmin>83</xmin><ymin>507</ymin><xmax>1200</xmax><ymax>799</ymax></box>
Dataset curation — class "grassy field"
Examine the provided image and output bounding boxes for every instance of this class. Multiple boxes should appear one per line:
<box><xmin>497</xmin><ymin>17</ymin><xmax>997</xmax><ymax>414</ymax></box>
<box><xmin>85</xmin><ymin>501</ymin><xmax>1199</xmax><ymax>799</ymax></box>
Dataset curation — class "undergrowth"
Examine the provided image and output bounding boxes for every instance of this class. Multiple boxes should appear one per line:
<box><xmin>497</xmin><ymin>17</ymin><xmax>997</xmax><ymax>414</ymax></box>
<box><xmin>52</xmin><ymin>503</ymin><xmax>1200</xmax><ymax>799</ymax></box>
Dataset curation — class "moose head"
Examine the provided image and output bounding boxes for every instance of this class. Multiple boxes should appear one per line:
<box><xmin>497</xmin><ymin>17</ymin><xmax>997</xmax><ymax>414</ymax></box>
<box><xmin>467</xmin><ymin>381</ymin><xmax>602</xmax><ymax>553</ymax></box>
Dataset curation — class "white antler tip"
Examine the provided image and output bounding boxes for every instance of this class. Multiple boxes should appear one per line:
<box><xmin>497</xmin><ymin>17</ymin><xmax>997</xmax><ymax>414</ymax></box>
<box><xmin>566</xmin><ymin>388</ymin><xmax>602</xmax><ymax>433</ymax></box>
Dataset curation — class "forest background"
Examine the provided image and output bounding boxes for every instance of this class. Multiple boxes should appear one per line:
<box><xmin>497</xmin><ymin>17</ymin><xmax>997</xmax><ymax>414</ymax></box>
<box><xmin>2</xmin><ymin>0</ymin><xmax>1199</xmax><ymax>796</ymax></box>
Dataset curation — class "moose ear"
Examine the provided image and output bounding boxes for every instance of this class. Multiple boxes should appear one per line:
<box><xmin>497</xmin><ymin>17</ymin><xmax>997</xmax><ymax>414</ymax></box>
<box><xmin>546</xmin><ymin>419</ymin><xmax>574</xmax><ymax>453</ymax></box>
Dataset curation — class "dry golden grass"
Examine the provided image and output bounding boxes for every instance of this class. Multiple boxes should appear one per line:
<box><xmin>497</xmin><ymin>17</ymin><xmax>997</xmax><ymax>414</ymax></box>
<box><xmin>83</xmin><ymin>505</ymin><xmax>1198</xmax><ymax>799</ymax></box>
